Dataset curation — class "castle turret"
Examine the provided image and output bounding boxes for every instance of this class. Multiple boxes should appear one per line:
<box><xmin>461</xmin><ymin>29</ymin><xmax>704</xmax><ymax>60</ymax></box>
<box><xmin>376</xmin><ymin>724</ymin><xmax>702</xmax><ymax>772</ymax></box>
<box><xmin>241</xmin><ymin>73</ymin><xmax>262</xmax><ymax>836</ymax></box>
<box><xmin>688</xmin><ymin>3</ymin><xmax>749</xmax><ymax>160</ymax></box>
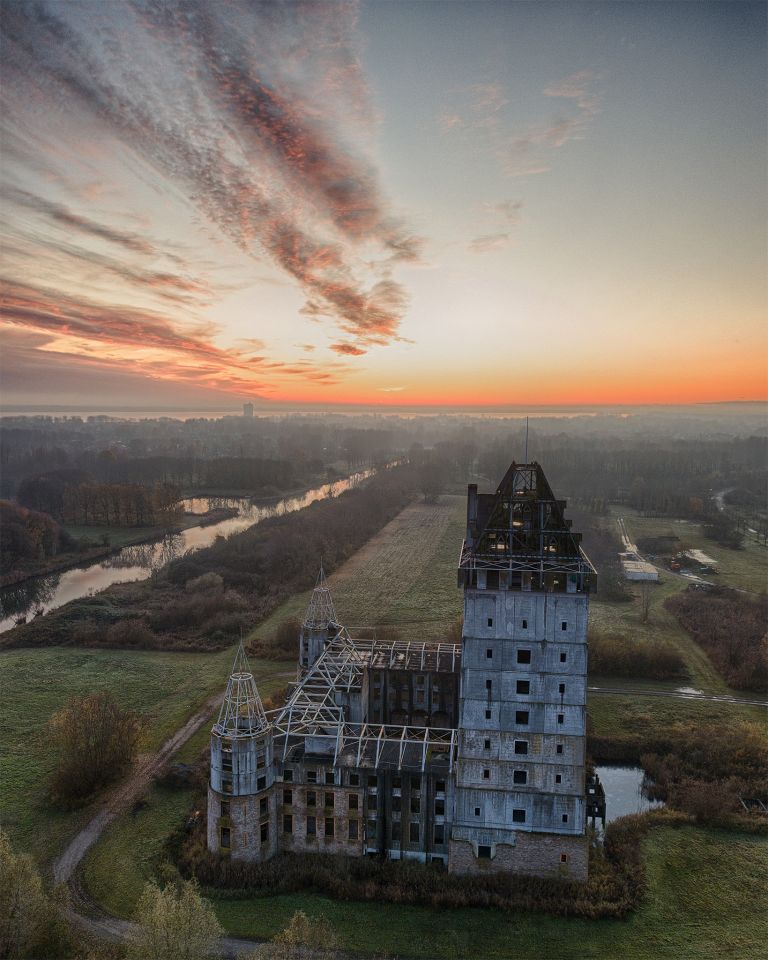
<box><xmin>207</xmin><ymin>641</ymin><xmax>276</xmax><ymax>860</ymax></box>
<box><xmin>299</xmin><ymin>563</ymin><xmax>339</xmax><ymax>672</ymax></box>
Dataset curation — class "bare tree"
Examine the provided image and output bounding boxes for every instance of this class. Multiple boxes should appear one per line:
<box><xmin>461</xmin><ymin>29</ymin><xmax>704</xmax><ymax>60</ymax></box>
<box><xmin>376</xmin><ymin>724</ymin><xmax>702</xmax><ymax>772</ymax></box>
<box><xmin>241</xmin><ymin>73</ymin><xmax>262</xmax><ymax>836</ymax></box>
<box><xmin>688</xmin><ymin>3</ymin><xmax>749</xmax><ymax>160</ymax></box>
<box><xmin>48</xmin><ymin>691</ymin><xmax>142</xmax><ymax>806</ymax></box>
<box><xmin>639</xmin><ymin>581</ymin><xmax>653</xmax><ymax>624</ymax></box>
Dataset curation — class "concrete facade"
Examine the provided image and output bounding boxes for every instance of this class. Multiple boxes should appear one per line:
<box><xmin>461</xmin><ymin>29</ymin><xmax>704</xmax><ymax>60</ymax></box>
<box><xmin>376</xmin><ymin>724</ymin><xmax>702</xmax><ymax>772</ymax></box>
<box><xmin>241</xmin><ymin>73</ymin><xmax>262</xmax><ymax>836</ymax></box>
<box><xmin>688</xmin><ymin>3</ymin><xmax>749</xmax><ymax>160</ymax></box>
<box><xmin>207</xmin><ymin>461</ymin><xmax>597</xmax><ymax>883</ymax></box>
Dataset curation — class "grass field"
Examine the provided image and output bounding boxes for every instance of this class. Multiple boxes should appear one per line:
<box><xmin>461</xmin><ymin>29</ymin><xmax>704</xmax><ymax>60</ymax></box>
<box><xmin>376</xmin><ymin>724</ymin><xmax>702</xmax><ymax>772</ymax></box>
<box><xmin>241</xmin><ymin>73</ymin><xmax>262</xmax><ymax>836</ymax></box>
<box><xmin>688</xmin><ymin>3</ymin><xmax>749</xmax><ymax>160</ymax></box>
<box><xmin>83</xmin><ymin>811</ymin><xmax>768</xmax><ymax>959</ymax></box>
<box><xmin>0</xmin><ymin>645</ymin><xmax>291</xmax><ymax>871</ymax></box>
<box><xmin>249</xmin><ymin>495</ymin><xmax>466</xmax><ymax>646</ymax></box>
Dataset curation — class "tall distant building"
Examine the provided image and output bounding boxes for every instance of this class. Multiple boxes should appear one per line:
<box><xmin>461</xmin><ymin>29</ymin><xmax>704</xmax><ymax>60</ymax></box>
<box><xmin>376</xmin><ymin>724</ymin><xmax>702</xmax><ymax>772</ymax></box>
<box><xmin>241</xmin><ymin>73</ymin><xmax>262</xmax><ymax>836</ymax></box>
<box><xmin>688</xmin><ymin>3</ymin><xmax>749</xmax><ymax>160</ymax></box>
<box><xmin>243</xmin><ymin>402</ymin><xmax>254</xmax><ymax>418</ymax></box>
<box><xmin>207</xmin><ymin>460</ymin><xmax>601</xmax><ymax>881</ymax></box>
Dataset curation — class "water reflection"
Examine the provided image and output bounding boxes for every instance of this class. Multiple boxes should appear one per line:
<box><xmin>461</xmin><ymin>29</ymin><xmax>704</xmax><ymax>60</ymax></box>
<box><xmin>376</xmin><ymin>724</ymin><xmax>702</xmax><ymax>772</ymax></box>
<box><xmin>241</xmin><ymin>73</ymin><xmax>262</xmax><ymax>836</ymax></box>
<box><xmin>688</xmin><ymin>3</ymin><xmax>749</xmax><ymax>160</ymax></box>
<box><xmin>0</xmin><ymin>468</ymin><xmax>373</xmax><ymax>632</ymax></box>
<box><xmin>596</xmin><ymin>765</ymin><xmax>664</xmax><ymax>824</ymax></box>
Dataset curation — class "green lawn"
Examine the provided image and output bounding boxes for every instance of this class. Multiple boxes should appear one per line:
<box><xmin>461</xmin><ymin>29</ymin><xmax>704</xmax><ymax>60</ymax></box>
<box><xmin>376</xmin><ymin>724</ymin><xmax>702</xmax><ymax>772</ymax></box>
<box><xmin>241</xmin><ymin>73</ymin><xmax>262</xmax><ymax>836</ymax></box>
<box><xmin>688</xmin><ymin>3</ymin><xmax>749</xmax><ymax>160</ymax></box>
<box><xmin>209</xmin><ymin>827</ymin><xmax>768</xmax><ymax>958</ymax></box>
<box><xmin>0</xmin><ymin>645</ymin><xmax>291</xmax><ymax>872</ymax></box>
<box><xmin>80</xmin><ymin>788</ymin><xmax>768</xmax><ymax>960</ymax></box>
<box><xmin>249</xmin><ymin>495</ymin><xmax>466</xmax><ymax>647</ymax></box>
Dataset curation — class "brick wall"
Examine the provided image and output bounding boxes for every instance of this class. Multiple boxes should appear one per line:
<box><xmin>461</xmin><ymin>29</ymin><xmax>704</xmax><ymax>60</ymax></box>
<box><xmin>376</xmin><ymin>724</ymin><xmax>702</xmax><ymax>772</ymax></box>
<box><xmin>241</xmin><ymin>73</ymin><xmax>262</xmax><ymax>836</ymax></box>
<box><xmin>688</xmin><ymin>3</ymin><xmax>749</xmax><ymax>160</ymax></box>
<box><xmin>448</xmin><ymin>832</ymin><xmax>588</xmax><ymax>882</ymax></box>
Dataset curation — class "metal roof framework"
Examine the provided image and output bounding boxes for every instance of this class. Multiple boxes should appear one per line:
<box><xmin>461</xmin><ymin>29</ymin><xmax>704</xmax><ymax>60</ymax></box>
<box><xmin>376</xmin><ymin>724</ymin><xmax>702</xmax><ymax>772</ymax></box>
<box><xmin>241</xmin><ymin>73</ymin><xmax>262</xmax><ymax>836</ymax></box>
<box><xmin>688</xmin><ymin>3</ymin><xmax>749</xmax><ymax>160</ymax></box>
<box><xmin>213</xmin><ymin>641</ymin><xmax>268</xmax><ymax>739</ymax></box>
<box><xmin>271</xmin><ymin>626</ymin><xmax>459</xmax><ymax>772</ymax></box>
<box><xmin>462</xmin><ymin>461</ymin><xmax>597</xmax><ymax>581</ymax></box>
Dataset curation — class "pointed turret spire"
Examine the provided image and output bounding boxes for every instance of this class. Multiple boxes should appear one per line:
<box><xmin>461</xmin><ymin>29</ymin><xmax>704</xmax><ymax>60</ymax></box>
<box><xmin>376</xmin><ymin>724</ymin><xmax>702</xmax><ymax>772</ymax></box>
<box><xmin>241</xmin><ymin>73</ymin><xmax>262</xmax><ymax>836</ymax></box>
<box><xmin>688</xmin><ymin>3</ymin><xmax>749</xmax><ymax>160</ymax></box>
<box><xmin>214</xmin><ymin>639</ymin><xmax>268</xmax><ymax>738</ymax></box>
<box><xmin>303</xmin><ymin>562</ymin><xmax>338</xmax><ymax>630</ymax></box>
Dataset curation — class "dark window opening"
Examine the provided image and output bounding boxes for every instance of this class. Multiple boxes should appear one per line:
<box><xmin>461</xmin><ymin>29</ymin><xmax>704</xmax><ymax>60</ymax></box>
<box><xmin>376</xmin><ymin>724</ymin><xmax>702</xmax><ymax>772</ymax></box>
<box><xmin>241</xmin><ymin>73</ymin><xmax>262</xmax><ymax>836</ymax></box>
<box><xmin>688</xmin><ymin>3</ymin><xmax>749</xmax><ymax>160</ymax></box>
<box><xmin>349</xmin><ymin>794</ymin><xmax>359</xmax><ymax>810</ymax></box>
<box><xmin>368</xmin><ymin>775</ymin><xmax>377</xmax><ymax>787</ymax></box>
<box><xmin>220</xmin><ymin>827</ymin><xmax>231</xmax><ymax>847</ymax></box>
<box><xmin>434</xmin><ymin>825</ymin><xmax>445</xmax><ymax>844</ymax></box>
<box><xmin>513</xmin><ymin>770</ymin><xmax>527</xmax><ymax>785</ymax></box>
<box><xmin>349</xmin><ymin>820</ymin><xmax>359</xmax><ymax>840</ymax></box>
<box><xmin>517</xmin><ymin>649</ymin><xmax>532</xmax><ymax>664</ymax></box>
<box><xmin>478</xmin><ymin>845</ymin><xmax>492</xmax><ymax>859</ymax></box>
<box><xmin>483</xmin><ymin>768</ymin><xmax>490</xmax><ymax>780</ymax></box>
<box><xmin>260</xmin><ymin>823</ymin><xmax>268</xmax><ymax>843</ymax></box>
<box><xmin>487</xmin><ymin>618</ymin><xmax>493</xmax><ymax>627</ymax></box>
<box><xmin>349</xmin><ymin>773</ymin><xmax>360</xmax><ymax>786</ymax></box>
<box><xmin>485</xmin><ymin>679</ymin><xmax>492</xmax><ymax>690</ymax></box>
<box><xmin>512</xmin><ymin>809</ymin><xmax>526</xmax><ymax>823</ymax></box>
<box><xmin>307</xmin><ymin>816</ymin><xmax>316</xmax><ymax>836</ymax></box>
<box><xmin>557</xmin><ymin>714</ymin><xmax>565</xmax><ymax>725</ymax></box>
<box><xmin>283</xmin><ymin>769</ymin><xmax>293</xmax><ymax>782</ymax></box>
<box><xmin>559</xmin><ymin>683</ymin><xmax>566</xmax><ymax>695</ymax></box>
<box><xmin>409</xmin><ymin>822</ymin><xmax>420</xmax><ymax>843</ymax></box>
<box><xmin>560</xmin><ymin>853</ymin><xmax>569</xmax><ymax>863</ymax></box>
<box><xmin>485</xmin><ymin>709</ymin><xmax>492</xmax><ymax>720</ymax></box>
<box><xmin>325</xmin><ymin>818</ymin><xmax>334</xmax><ymax>837</ymax></box>
<box><xmin>562</xmin><ymin>814</ymin><xmax>569</xmax><ymax>823</ymax></box>
<box><xmin>561</xmin><ymin>621</ymin><xmax>568</xmax><ymax>631</ymax></box>
<box><xmin>325</xmin><ymin>771</ymin><xmax>335</xmax><ymax>785</ymax></box>
<box><xmin>474</xmin><ymin>807</ymin><xmax>481</xmax><ymax>817</ymax></box>
<box><xmin>220</xmin><ymin>801</ymin><xmax>230</xmax><ymax>817</ymax></box>
<box><xmin>435</xmin><ymin>798</ymin><xmax>445</xmax><ymax>815</ymax></box>
<box><xmin>283</xmin><ymin>814</ymin><xmax>293</xmax><ymax>833</ymax></box>
<box><xmin>307</xmin><ymin>770</ymin><xmax>317</xmax><ymax>784</ymax></box>
<box><xmin>325</xmin><ymin>793</ymin><xmax>334</xmax><ymax>809</ymax></box>
<box><xmin>259</xmin><ymin>798</ymin><xmax>268</xmax><ymax>816</ymax></box>
<box><xmin>556</xmin><ymin>743</ymin><xmax>564</xmax><ymax>755</ymax></box>
<box><xmin>516</xmin><ymin>710</ymin><xmax>529</xmax><ymax>725</ymax></box>
<box><xmin>410</xmin><ymin>796</ymin><xmax>421</xmax><ymax>814</ymax></box>
<box><xmin>514</xmin><ymin>740</ymin><xmax>529</xmax><ymax>755</ymax></box>
<box><xmin>555</xmin><ymin>774</ymin><xmax>562</xmax><ymax>784</ymax></box>
<box><xmin>560</xmin><ymin>652</ymin><xmax>567</xmax><ymax>663</ymax></box>
<box><xmin>516</xmin><ymin>680</ymin><xmax>530</xmax><ymax>695</ymax></box>
<box><xmin>307</xmin><ymin>791</ymin><xmax>316</xmax><ymax>807</ymax></box>
<box><xmin>283</xmin><ymin>789</ymin><xmax>292</xmax><ymax>805</ymax></box>
<box><xmin>368</xmin><ymin>794</ymin><xmax>378</xmax><ymax>811</ymax></box>
<box><xmin>484</xmin><ymin>738</ymin><xmax>491</xmax><ymax>750</ymax></box>
<box><xmin>522</xmin><ymin>619</ymin><xmax>528</xmax><ymax>629</ymax></box>
<box><xmin>256</xmin><ymin>776</ymin><xmax>266</xmax><ymax>791</ymax></box>
<box><xmin>436</xmin><ymin>780</ymin><xmax>446</xmax><ymax>792</ymax></box>
<box><xmin>486</xmin><ymin>648</ymin><xmax>493</xmax><ymax>659</ymax></box>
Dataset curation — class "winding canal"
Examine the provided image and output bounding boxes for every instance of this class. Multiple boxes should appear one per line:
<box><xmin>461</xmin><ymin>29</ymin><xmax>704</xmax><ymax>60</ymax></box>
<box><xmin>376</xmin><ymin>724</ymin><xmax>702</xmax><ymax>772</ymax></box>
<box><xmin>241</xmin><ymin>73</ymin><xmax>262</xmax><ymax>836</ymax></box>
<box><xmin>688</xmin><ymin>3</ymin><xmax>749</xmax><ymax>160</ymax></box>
<box><xmin>0</xmin><ymin>469</ymin><xmax>373</xmax><ymax>633</ymax></box>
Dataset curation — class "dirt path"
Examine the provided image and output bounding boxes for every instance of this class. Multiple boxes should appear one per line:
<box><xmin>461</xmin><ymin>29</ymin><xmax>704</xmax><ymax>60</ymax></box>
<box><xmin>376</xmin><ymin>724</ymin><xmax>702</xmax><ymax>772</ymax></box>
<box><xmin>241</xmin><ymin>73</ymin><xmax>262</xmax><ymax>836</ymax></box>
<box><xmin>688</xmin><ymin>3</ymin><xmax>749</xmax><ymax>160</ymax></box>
<box><xmin>53</xmin><ymin>692</ymin><xmax>223</xmax><ymax>887</ymax></box>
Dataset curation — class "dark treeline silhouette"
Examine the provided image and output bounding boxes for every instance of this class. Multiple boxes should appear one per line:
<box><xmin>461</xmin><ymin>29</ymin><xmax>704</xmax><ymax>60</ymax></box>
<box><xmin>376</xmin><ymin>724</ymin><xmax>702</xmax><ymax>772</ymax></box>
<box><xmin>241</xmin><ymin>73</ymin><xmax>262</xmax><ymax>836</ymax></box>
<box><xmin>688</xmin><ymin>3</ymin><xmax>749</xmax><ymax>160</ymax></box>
<box><xmin>18</xmin><ymin>475</ymin><xmax>182</xmax><ymax>528</ymax></box>
<box><xmin>0</xmin><ymin>500</ymin><xmax>76</xmax><ymax>577</ymax></box>
<box><xmin>665</xmin><ymin>587</ymin><xmax>768</xmax><ymax>692</ymax></box>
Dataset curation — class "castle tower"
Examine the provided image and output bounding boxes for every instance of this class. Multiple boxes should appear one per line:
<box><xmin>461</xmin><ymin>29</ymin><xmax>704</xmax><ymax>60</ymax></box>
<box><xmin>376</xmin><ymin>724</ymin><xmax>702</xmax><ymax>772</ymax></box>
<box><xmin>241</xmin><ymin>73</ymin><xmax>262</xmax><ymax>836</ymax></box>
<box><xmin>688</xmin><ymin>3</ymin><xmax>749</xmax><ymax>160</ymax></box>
<box><xmin>299</xmin><ymin>563</ymin><xmax>339</xmax><ymax>672</ymax></box>
<box><xmin>207</xmin><ymin>641</ymin><xmax>276</xmax><ymax>860</ymax></box>
<box><xmin>449</xmin><ymin>462</ymin><xmax>596</xmax><ymax>880</ymax></box>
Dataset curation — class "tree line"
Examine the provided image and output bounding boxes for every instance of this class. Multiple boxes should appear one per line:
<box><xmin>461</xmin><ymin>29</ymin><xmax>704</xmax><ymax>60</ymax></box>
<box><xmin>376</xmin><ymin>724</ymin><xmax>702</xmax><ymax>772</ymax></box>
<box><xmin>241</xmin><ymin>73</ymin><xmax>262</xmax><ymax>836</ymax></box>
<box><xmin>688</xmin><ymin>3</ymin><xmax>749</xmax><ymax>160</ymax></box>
<box><xmin>18</xmin><ymin>474</ymin><xmax>182</xmax><ymax>528</ymax></box>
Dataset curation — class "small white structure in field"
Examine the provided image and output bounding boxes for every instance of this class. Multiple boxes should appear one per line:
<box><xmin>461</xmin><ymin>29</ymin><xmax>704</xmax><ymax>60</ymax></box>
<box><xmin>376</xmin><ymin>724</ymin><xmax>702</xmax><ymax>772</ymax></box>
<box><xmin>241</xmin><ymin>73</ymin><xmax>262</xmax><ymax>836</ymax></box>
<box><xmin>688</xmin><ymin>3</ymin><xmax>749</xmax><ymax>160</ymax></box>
<box><xmin>621</xmin><ymin>559</ymin><xmax>659</xmax><ymax>582</ymax></box>
<box><xmin>683</xmin><ymin>549</ymin><xmax>717</xmax><ymax>567</ymax></box>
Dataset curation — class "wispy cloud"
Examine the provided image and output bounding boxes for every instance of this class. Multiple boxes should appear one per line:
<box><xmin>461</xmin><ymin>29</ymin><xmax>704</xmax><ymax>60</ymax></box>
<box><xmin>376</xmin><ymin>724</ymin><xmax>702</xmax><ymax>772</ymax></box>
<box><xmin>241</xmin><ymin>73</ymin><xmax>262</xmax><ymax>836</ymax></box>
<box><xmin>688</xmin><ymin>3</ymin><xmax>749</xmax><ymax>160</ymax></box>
<box><xmin>469</xmin><ymin>233</ymin><xmax>510</xmax><ymax>254</ymax></box>
<box><xmin>0</xmin><ymin>0</ymin><xmax>419</xmax><ymax>388</ymax></box>
<box><xmin>439</xmin><ymin>71</ymin><xmax>602</xmax><ymax>179</ymax></box>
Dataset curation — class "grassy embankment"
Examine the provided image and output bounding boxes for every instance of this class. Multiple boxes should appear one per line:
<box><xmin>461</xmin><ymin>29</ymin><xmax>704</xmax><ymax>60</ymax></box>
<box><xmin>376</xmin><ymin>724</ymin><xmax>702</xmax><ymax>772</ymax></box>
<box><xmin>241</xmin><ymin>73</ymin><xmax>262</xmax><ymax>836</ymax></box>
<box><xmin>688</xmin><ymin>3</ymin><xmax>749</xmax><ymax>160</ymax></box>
<box><xmin>0</xmin><ymin>645</ymin><xmax>292</xmax><ymax>873</ymax></box>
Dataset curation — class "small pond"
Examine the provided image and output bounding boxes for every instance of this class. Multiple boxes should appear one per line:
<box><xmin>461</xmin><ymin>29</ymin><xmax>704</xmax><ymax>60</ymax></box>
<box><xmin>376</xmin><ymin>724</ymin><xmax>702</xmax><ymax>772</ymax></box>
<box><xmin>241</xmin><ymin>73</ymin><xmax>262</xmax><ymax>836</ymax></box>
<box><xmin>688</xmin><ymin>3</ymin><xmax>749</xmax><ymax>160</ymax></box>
<box><xmin>596</xmin><ymin>765</ymin><xmax>664</xmax><ymax>825</ymax></box>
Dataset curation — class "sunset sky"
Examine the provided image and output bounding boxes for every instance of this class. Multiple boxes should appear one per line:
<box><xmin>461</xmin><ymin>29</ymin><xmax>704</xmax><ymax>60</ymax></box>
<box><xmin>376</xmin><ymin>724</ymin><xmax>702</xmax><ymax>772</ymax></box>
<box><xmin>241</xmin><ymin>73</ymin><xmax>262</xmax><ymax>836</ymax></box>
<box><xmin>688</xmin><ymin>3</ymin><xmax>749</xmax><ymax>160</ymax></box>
<box><xmin>1</xmin><ymin>0</ymin><xmax>766</xmax><ymax>409</ymax></box>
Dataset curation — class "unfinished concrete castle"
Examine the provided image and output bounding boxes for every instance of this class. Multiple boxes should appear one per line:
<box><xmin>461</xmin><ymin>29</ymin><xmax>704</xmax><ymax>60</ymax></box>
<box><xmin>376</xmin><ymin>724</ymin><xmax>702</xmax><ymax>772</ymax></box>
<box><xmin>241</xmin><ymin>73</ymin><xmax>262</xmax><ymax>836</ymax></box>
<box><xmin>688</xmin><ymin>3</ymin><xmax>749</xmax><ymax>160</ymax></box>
<box><xmin>207</xmin><ymin>461</ymin><xmax>602</xmax><ymax>880</ymax></box>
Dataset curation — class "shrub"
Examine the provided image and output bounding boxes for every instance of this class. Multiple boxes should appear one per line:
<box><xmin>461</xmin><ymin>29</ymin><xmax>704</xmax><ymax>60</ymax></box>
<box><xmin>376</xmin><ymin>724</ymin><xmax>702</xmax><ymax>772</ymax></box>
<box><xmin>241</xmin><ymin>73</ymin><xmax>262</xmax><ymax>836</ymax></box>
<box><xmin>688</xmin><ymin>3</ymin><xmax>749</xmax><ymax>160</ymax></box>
<box><xmin>589</xmin><ymin>630</ymin><xmax>687</xmax><ymax>681</ymax></box>
<box><xmin>48</xmin><ymin>691</ymin><xmax>142</xmax><ymax>807</ymax></box>
<box><xmin>106</xmin><ymin>618</ymin><xmax>156</xmax><ymax>648</ymax></box>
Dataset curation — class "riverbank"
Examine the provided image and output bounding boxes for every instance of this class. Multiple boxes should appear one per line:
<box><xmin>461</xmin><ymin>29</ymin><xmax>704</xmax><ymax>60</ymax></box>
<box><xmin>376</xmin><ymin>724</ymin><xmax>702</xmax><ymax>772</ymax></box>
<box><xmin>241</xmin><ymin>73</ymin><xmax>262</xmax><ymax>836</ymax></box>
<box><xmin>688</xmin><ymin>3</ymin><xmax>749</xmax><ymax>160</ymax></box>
<box><xmin>0</xmin><ymin>514</ymin><xmax>211</xmax><ymax>592</ymax></box>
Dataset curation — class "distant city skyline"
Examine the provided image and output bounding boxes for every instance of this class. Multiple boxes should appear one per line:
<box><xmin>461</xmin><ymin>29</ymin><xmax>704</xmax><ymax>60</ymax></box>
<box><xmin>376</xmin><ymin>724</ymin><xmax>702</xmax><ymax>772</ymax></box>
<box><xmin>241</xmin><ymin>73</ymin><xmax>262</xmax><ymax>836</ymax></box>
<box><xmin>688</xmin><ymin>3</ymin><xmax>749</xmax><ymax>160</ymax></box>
<box><xmin>1</xmin><ymin>1</ymin><xmax>766</xmax><ymax>408</ymax></box>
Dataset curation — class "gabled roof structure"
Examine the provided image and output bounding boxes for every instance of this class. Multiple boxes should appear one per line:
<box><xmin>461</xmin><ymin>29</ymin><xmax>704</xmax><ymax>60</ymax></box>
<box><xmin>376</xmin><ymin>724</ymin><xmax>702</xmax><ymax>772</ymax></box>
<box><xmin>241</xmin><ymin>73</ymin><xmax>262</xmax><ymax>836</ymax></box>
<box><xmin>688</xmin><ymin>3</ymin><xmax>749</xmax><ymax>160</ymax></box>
<box><xmin>303</xmin><ymin>562</ymin><xmax>338</xmax><ymax>629</ymax></box>
<box><xmin>461</xmin><ymin>461</ymin><xmax>596</xmax><ymax>584</ymax></box>
<box><xmin>213</xmin><ymin>640</ymin><xmax>268</xmax><ymax>739</ymax></box>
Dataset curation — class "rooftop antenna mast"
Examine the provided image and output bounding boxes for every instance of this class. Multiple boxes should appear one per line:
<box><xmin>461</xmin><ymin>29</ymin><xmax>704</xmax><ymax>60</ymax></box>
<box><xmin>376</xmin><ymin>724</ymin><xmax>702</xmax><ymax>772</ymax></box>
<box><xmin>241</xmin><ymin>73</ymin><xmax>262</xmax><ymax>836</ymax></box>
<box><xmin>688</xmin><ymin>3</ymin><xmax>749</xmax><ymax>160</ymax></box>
<box><xmin>524</xmin><ymin>416</ymin><xmax>529</xmax><ymax>463</ymax></box>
